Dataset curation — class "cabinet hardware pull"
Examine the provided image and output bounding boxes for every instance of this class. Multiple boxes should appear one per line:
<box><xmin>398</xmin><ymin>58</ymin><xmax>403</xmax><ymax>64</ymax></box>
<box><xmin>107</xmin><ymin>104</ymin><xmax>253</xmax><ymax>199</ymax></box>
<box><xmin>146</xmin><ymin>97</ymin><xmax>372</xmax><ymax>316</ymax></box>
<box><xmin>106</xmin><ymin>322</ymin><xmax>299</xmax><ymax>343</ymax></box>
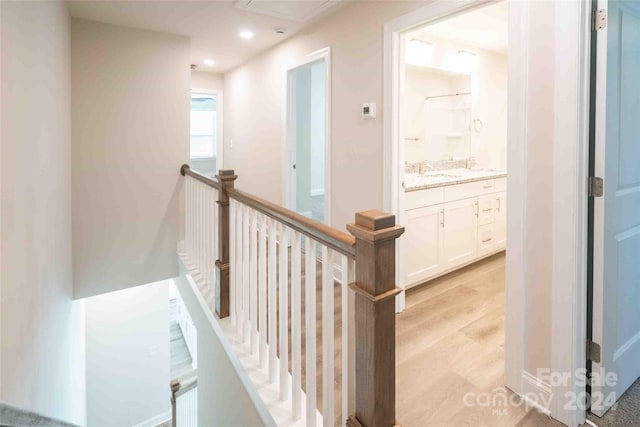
<box><xmin>483</xmin><ymin>185</ymin><xmax>493</xmax><ymax>189</ymax></box>
<box><xmin>496</xmin><ymin>198</ymin><xmax>501</xmax><ymax>211</ymax></box>
<box><xmin>482</xmin><ymin>238</ymin><xmax>493</xmax><ymax>243</ymax></box>
<box><xmin>475</xmin><ymin>202</ymin><xmax>479</xmax><ymax>217</ymax></box>
<box><xmin>440</xmin><ymin>210</ymin><xmax>445</xmax><ymax>227</ymax></box>
<box><xmin>482</xmin><ymin>208</ymin><xmax>492</xmax><ymax>212</ymax></box>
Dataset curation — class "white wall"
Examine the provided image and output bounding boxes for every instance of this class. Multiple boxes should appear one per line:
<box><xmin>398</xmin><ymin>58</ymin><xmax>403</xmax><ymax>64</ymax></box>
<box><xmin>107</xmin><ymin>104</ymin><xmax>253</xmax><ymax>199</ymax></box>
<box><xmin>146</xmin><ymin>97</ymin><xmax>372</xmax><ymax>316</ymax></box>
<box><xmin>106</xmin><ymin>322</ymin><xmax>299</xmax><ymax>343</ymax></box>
<box><xmin>191</xmin><ymin>70</ymin><xmax>223</xmax><ymax>92</ymax></box>
<box><xmin>71</xmin><ymin>19</ymin><xmax>190</xmax><ymax>298</ymax></box>
<box><xmin>522</xmin><ymin>0</ymin><xmax>555</xmax><ymax>375</ymax></box>
<box><xmin>405</xmin><ymin>35</ymin><xmax>508</xmax><ymax>169</ymax></box>
<box><xmin>403</xmin><ymin>67</ymin><xmax>471</xmax><ymax>162</ymax></box>
<box><xmin>85</xmin><ymin>281</ymin><xmax>170</xmax><ymax>427</ymax></box>
<box><xmin>224</xmin><ymin>1</ymin><xmax>431</xmax><ymax>232</ymax></box>
<box><xmin>0</xmin><ymin>2</ymin><xmax>86</xmax><ymax>425</ymax></box>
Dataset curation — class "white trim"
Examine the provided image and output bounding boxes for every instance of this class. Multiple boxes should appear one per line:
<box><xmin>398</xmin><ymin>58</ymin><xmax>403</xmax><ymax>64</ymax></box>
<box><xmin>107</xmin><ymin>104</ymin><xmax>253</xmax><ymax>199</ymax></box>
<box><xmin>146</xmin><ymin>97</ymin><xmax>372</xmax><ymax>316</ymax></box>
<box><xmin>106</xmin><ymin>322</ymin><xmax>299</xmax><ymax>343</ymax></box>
<box><xmin>310</xmin><ymin>188</ymin><xmax>324</xmax><ymax>197</ymax></box>
<box><xmin>591</xmin><ymin>0</ymin><xmax>607</xmax><ymax>416</ymax></box>
<box><xmin>131</xmin><ymin>410</ymin><xmax>171</xmax><ymax>427</ymax></box>
<box><xmin>283</xmin><ymin>47</ymin><xmax>332</xmax><ymax>226</ymax></box>
<box><xmin>191</xmin><ymin>88</ymin><xmax>224</xmax><ymax>170</ymax></box>
<box><xmin>521</xmin><ymin>371</ymin><xmax>553</xmax><ymax>416</ymax></box>
<box><xmin>550</xmin><ymin>1</ymin><xmax>591</xmax><ymax>426</ymax></box>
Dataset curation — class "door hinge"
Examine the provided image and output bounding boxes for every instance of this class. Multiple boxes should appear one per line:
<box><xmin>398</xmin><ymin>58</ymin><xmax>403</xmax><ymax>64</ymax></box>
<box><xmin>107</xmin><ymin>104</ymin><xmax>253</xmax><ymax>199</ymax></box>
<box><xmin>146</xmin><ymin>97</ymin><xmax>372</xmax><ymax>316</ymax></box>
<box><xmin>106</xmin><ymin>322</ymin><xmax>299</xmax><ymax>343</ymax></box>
<box><xmin>587</xmin><ymin>340</ymin><xmax>601</xmax><ymax>363</ymax></box>
<box><xmin>589</xmin><ymin>176</ymin><xmax>604</xmax><ymax>197</ymax></box>
<box><xmin>592</xmin><ymin>9</ymin><xmax>607</xmax><ymax>31</ymax></box>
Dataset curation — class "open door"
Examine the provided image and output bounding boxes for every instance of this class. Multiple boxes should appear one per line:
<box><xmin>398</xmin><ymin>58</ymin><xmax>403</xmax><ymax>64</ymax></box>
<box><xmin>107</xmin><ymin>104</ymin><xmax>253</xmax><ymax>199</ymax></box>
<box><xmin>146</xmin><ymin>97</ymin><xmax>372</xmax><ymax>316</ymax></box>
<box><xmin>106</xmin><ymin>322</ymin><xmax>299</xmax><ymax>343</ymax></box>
<box><xmin>591</xmin><ymin>0</ymin><xmax>640</xmax><ymax>416</ymax></box>
<box><xmin>285</xmin><ymin>48</ymin><xmax>331</xmax><ymax>224</ymax></box>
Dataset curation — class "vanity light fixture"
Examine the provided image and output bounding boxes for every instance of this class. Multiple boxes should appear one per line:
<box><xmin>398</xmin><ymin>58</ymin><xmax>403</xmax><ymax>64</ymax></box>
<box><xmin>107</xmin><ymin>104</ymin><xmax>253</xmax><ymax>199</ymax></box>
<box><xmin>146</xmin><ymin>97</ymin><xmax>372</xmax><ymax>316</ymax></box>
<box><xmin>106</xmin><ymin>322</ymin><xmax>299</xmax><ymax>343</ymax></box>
<box><xmin>405</xmin><ymin>39</ymin><xmax>434</xmax><ymax>67</ymax></box>
<box><xmin>239</xmin><ymin>30</ymin><xmax>254</xmax><ymax>40</ymax></box>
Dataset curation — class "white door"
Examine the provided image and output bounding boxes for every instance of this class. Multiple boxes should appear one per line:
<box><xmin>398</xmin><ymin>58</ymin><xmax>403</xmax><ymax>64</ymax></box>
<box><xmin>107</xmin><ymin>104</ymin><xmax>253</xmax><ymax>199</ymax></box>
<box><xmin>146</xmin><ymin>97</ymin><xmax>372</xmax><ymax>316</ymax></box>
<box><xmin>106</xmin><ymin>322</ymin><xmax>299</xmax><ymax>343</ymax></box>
<box><xmin>591</xmin><ymin>0</ymin><xmax>640</xmax><ymax>415</ymax></box>
<box><xmin>442</xmin><ymin>198</ymin><xmax>478</xmax><ymax>269</ymax></box>
<box><xmin>404</xmin><ymin>205</ymin><xmax>444</xmax><ymax>287</ymax></box>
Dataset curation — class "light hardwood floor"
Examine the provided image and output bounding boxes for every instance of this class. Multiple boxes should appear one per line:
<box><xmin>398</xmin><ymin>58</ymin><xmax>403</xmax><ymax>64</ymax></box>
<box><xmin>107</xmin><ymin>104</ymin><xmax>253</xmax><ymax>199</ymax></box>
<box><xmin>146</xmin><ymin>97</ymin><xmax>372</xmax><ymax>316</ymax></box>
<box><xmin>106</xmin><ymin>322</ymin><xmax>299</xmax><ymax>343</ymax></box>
<box><xmin>279</xmin><ymin>250</ymin><xmax>566</xmax><ymax>426</ymax></box>
<box><xmin>396</xmin><ymin>252</ymin><xmax>564</xmax><ymax>427</ymax></box>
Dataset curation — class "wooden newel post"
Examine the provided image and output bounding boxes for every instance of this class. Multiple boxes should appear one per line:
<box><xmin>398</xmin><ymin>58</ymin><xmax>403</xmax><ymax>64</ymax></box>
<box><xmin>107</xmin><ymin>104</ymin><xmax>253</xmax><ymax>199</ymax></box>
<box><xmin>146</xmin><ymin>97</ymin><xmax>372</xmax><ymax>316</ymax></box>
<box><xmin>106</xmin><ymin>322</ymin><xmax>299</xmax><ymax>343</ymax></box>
<box><xmin>346</xmin><ymin>210</ymin><xmax>404</xmax><ymax>427</ymax></box>
<box><xmin>215</xmin><ymin>169</ymin><xmax>238</xmax><ymax>318</ymax></box>
<box><xmin>170</xmin><ymin>379</ymin><xmax>180</xmax><ymax>427</ymax></box>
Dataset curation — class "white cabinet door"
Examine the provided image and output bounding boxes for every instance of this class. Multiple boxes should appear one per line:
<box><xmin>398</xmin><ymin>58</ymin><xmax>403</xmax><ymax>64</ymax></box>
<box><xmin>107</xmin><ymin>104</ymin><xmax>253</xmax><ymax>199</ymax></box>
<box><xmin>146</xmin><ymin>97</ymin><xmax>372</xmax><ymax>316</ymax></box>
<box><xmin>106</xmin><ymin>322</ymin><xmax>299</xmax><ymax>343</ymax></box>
<box><xmin>493</xmin><ymin>192</ymin><xmax>507</xmax><ymax>249</ymax></box>
<box><xmin>442</xmin><ymin>198</ymin><xmax>478</xmax><ymax>270</ymax></box>
<box><xmin>404</xmin><ymin>204</ymin><xmax>443</xmax><ymax>287</ymax></box>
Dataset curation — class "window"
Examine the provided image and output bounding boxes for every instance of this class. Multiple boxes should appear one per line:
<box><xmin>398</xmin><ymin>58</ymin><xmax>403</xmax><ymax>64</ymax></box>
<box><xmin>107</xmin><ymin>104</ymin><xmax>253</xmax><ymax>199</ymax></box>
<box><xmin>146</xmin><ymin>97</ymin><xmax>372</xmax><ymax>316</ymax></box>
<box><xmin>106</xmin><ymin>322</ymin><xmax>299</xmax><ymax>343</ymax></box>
<box><xmin>190</xmin><ymin>93</ymin><xmax>217</xmax><ymax>159</ymax></box>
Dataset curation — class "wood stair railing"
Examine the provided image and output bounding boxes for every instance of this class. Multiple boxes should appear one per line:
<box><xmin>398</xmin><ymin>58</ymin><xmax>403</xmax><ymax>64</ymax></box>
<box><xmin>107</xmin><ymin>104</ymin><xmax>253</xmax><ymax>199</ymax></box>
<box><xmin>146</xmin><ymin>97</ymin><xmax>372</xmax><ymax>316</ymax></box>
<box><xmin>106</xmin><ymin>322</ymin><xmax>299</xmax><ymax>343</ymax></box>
<box><xmin>180</xmin><ymin>164</ymin><xmax>404</xmax><ymax>427</ymax></box>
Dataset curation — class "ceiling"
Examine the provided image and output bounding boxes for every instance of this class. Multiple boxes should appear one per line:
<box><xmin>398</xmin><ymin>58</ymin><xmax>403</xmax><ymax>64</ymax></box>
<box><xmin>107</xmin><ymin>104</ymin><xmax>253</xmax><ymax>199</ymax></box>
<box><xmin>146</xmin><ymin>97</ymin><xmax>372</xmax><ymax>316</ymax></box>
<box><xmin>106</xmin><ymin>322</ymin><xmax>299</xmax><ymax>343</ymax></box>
<box><xmin>66</xmin><ymin>0</ymin><xmax>344</xmax><ymax>73</ymax></box>
<box><xmin>410</xmin><ymin>1</ymin><xmax>508</xmax><ymax>54</ymax></box>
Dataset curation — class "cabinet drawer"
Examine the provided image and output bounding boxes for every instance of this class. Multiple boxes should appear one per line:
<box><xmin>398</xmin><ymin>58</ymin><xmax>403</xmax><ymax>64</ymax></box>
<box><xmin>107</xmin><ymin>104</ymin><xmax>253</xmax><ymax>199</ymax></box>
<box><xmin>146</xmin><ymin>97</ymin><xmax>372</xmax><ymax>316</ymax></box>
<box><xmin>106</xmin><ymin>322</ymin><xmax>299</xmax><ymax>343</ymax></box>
<box><xmin>444</xmin><ymin>178</ymin><xmax>506</xmax><ymax>202</ymax></box>
<box><xmin>477</xmin><ymin>224</ymin><xmax>496</xmax><ymax>256</ymax></box>
<box><xmin>405</xmin><ymin>187</ymin><xmax>445</xmax><ymax>210</ymax></box>
<box><xmin>478</xmin><ymin>194</ymin><xmax>496</xmax><ymax>225</ymax></box>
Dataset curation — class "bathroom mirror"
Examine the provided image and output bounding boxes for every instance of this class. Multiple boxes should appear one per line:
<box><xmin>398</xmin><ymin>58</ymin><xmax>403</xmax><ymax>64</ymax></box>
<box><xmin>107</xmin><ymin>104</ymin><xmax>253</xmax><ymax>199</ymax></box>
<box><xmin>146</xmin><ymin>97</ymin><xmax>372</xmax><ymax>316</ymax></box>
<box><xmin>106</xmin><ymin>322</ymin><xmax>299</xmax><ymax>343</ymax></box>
<box><xmin>403</xmin><ymin>66</ymin><xmax>472</xmax><ymax>164</ymax></box>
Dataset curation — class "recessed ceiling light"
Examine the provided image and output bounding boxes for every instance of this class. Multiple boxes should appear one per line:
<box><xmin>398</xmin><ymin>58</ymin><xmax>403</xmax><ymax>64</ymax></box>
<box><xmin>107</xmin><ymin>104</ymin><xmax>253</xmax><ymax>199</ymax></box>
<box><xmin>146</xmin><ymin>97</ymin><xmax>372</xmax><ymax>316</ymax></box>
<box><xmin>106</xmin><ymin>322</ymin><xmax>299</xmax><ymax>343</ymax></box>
<box><xmin>239</xmin><ymin>30</ymin><xmax>254</xmax><ymax>40</ymax></box>
<box><xmin>203</xmin><ymin>58</ymin><xmax>215</xmax><ymax>66</ymax></box>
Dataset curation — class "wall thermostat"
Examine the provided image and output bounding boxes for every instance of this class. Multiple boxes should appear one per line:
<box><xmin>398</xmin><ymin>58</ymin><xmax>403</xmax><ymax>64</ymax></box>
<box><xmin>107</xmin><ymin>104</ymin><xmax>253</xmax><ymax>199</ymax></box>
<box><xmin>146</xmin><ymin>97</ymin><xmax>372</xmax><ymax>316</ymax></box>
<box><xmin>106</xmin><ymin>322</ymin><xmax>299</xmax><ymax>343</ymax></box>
<box><xmin>362</xmin><ymin>103</ymin><xmax>377</xmax><ymax>119</ymax></box>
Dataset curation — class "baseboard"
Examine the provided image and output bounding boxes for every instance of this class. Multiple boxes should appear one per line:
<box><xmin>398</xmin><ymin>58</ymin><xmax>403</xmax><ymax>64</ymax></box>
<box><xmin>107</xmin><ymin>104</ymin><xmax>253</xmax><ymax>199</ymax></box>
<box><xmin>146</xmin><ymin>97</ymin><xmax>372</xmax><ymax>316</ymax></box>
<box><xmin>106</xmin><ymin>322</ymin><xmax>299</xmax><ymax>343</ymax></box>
<box><xmin>131</xmin><ymin>410</ymin><xmax>171</xmax><ymax>427</ymax></box>
<box><xmin>521</xmin><ymin>370</ymin><xmax>553</xmax><ymax>416</ymax></box>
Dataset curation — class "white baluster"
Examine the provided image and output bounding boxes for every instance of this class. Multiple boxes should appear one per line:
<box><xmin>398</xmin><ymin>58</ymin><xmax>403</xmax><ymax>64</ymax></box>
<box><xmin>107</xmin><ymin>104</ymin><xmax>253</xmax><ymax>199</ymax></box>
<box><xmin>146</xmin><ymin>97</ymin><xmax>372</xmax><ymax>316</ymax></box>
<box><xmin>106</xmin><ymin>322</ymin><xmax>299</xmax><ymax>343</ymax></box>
<box><xmin>291</xmin><ymin>231</ymin><xmax>302</xmax><ymax>420</ymax></box>
<box><xmin>268</xmin><ymin>219</ymin><xmax>278</xmax><ymax>382</ymax></box>
<box><xmin>229</xmin><ymin>199</ymin><xmax>236</xmax><ymax>326</ymax></box>
<box><xmin>278</xmin><ymin>224</ymin><xmax>289</xmax><ymax>401</ymax></box>
<box><xmin>243</xmin><ymin>204</ymin><xmax>251</xmax><ymax>344</ymax></box>
<box><xmin>185</xmin><ymin>177</ymin><xmax>190</xmax><ymax>256</ymax></box>
<box><xmin>258</xmin><ymin>213</ymin><xmax>267</xmax><ymax>367</ymax></box>
<box><xmin>236</xmin><ymin>202</ymin><xmax>245</xmax><ymax>338</ymax></box>
<box><xmin>322</xmin><ymin>246</ymin><xmax>334</xmax><ymax>427</ymax></box>
<box><xmin>347</xmin><ymin>257</ymin><xmax>356</xmax><ymax>415</ymax></box>
<box><xmin>305</xmin><ymin>238</ymin><xmax>317</xmax><ymax>427</ymax></box>
<box><xmin>206</xmin><ymin>186</ymin><xmax>211</xmax><ymax>291</ymax></box>
<box><xmin>341</xmin><ymin>254</ymin><xmax>349</xmax><ymax>422</ymax></box>
<box><xmin>250</xmin><ymin>209</ymin><xmax>258</xmax><ymax>355</ymax></box>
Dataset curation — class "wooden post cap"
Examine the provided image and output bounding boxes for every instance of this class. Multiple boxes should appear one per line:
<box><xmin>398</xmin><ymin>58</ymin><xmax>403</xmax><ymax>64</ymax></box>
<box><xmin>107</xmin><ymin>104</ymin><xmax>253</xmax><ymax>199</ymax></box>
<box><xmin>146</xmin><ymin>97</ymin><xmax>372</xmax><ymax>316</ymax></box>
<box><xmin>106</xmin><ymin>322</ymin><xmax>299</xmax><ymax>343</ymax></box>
<box><xmin>215</xmin><ymin>169</ymin><xmax>237</xmax><ymax>182</ymax></box>
<box><xmin>355</xmin><ymin>209</ymin><xmax>396</xmax><ymax>230</ymax></box>
<box><xmin>347</xmin><ymin>210</ymin><xmax>404</xmax><ymax>242</ymax></box>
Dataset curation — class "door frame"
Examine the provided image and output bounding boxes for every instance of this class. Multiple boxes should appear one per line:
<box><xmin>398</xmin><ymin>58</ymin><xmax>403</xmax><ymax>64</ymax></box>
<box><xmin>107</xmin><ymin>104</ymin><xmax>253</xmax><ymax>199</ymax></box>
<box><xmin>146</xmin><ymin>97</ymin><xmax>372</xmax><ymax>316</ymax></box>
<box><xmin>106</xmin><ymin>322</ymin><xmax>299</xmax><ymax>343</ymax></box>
<box><xmin>191</xmin><ymin>88</ymin><xmax>224</xmax><ymax>170</ymax></box>
<box><xmin>383</xmin><ymin>1</ymin><xmax>591</xmax><ymax>426</ymax></box>
<box><xmin>283</xmin><ymin>47</ymin><xmax>332</xmax><ymax>224</ymax></box>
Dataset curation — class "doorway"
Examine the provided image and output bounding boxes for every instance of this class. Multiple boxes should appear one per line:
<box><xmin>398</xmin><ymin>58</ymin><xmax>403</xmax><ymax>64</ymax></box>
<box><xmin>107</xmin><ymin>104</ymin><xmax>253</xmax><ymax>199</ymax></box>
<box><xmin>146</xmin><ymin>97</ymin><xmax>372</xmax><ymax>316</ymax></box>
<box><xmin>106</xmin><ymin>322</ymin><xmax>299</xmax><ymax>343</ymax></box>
<box><xmin>190</xmin><ymin>91</ymin><xmax>223</xmax><ymax>177</ymax></box>
<box><xmin>384</xmin><ymin>1</ymin><xmax>591</xmax><ymax>426</ymax></box>
<box><xmin>285</xmin><ymin>48</ymin><xmax>331</xmax><ymax>224</ymax></box>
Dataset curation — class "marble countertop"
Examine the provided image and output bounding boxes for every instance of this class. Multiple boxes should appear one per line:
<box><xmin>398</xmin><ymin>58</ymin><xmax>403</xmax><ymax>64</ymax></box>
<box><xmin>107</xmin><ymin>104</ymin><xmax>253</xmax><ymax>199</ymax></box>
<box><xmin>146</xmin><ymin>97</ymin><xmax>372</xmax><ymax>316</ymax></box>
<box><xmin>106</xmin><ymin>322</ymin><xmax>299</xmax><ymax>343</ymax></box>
<box><xmin>404</xmin><ymin>168</ymin><xmax>507</xmax><ymax>192</ymax></box>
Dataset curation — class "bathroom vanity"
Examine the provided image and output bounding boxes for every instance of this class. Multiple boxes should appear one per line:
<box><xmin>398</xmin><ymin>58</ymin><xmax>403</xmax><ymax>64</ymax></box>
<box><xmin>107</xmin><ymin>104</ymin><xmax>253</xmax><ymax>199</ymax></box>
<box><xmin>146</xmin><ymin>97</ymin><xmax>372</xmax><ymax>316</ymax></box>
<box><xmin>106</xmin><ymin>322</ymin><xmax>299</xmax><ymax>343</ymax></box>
<box><xmin>403</xmin><ymin>168</ymin><xmax>507</xmax><ymax>288</ymax></box>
